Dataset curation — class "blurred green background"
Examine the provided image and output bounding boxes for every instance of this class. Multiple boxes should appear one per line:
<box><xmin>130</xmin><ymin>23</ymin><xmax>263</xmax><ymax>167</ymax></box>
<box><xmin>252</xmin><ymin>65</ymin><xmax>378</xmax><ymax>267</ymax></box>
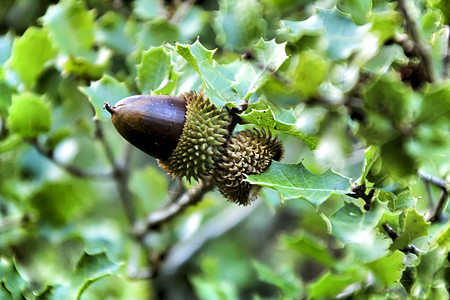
<box><xmin>0</xmin><ymin>0</ymin><xmax>449</xmax><ymax>299</ymax></box>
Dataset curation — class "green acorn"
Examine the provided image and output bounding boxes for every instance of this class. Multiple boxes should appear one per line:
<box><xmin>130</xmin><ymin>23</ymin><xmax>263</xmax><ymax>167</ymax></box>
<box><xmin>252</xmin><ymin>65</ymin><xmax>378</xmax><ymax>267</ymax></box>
<box><xmin>214</xmin><ymin>128</ymin><xmax>284</xmax><ymax>205</ymax></box>
<box><xmin>104</xmin><ymin>91</ymin><xmax>284</xmax><ymax>205</ymax></box>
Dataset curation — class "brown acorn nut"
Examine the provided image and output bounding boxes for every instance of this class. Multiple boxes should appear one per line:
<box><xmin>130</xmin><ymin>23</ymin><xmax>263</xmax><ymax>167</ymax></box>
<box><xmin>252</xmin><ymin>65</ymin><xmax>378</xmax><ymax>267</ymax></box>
<box><xmin>104</xmin><ymin>95</ymin><xmax>186</xmax><ymax>161</ymax></box>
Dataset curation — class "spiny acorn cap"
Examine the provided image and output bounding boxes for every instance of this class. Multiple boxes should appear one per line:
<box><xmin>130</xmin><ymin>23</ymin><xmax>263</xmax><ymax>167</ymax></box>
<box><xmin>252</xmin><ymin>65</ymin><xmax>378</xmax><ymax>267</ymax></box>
<box><xmin>159</xmin><ymin>91</ymin><xmax>230</xmax><ymax>182</ymax></box>
<box><xmin>214</xmin><ymin>128</ymin><xmax>284</xmax><ymax>205</ymax></box>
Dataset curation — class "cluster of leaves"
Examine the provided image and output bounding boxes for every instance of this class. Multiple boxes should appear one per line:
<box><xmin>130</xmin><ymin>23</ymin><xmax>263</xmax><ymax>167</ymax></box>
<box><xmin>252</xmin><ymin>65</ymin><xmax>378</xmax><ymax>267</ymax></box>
<box><xmin>0</xmin><ymin>0</ymin><xmax>449</xmax><ymax>299</ymax></box>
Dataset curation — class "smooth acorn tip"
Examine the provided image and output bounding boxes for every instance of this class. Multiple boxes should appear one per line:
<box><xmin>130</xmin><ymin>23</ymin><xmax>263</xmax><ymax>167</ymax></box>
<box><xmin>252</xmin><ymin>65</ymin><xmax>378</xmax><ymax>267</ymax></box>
<box><xmin>103</xmin><ymin>102</ymin><xmax>116</xmax><ymax>114</ymax></box>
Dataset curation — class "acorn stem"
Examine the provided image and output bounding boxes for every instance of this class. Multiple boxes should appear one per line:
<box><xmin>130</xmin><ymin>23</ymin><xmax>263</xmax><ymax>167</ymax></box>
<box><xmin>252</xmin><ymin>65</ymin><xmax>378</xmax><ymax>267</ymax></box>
<box><xmin>103</xmin><ymin>102</ymin><xmax>116</xmax><ymax>114</ymax></box>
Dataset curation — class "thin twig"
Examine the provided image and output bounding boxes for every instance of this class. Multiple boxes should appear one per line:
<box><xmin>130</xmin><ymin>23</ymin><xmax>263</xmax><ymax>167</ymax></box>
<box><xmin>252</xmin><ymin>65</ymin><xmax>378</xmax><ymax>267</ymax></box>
<box><xmin>347</xmin><ymin>184</ymin><xmax>375</xmax><ymax>211</ymax></box>
<box><xmin>133</xmin><ymin>178</ymin><xmax>215</xmax><ymax>237</ymax></box>
<box><xmin>418</xmin><ymin>171</ymin><xmax>448</xmax><ymax>192</ymax></box>
<box><xmin>427</xmin><ymin>190</ymin><xmax>449</xmax><ymax>223</ymax></box>
<box><xmin>398</xmin><ymin>0</ymin><xmax>437</xmax><ymax>82</ymax></box>
<box><xmin>94</xmin><ymin>120</ymin><xmax>136</xmax><ymax>224</ymax></box>
<box><xmin>0</xmin><ymin>111</ymin><xmax>7</xmax><ymax>141</ymax></box>
<box><xmin>382</xmin><ymin>223</ymin><xmax>421</xmax><ymax>256</ymax></box>
<box><xmin>443</xmin><ymin>26</ymin><xmax>449</xmax><ymax>78</ymax></box>
<box><xmin>0</xmin><ymin>215</ymin><xmax>31</xmax><ymax>233</ymax></box>
<box><xmin>161</xmin><ymin>200</ymin><xmax>260</xmax><ymax>274</ymax></box>
<box><xmin>31</xmin><ymin>139</ymin><xmax>112</xmax><ymax>179</ymax></box>
<box><xmin>170</xmin><ymin>0</ymin><xmax>196</xmax><ymax>24</ymax></box>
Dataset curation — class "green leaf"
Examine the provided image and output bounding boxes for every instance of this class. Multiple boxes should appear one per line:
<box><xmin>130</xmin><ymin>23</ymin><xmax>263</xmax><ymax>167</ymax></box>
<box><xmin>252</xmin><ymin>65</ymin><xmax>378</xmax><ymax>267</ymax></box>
<box><xmin>360</xmin><ymin>146</ymin><xmax>380</xmax><ymax>183</ymax></box>
<box><xmin>380</xmin><ymin>190</ymin><xmax>417</xmax><ymax>213</ymax></box>
<box><xmin>0</xmin><ymin>33</ymin><xmax>13</xmax><ymax>67</ymax></box>
<box><xmin>431</xmin><ymin>222</ymin><xmax>450</xmax><ymax>251</ymax></box>
<box><xmin>253</xmin><ymin>261</ymin><xmax>302</xmax><ymax>299</ymax></box>
<box><xmin>133</xmin><ymin>0</ymin><xmax>165</xmax><ymax>20</ymax></box>
<box><xmin>279</xmin><ymin>9</ymin><xmax>369</xmax><ymax>60</ymax></box>
<box><xmin>417</xmin><ymin>82</ymin><xmax>450</xmax><ymax>125</ymax></box>
<box><xmin>330</xmin><ymin>201</ymin><xmax>384</xmax><ymax>244</ymax></box>
<box><xmin>30</xmin><ymin>180</ymin><xmax>89</xmax><ymax>226</ymax></box>
<box><xmin>191</xmin><ymin>276</ymin><xmax>239</xmax><ymax>300</ymax></box>
<box><xmin>175</xmin><ymin>40</ymin><xmax>238</xmax><ymax>107</ymax></box>
<box><xmin>36</xmin><ymin>284</ymin><xmax>70</xmax><ymax>300</ymax></box>
<box><xmin>252</xmin><ymin>38</ymin><xmax>288</xmax><ymax>73</ymax></box>
<box><xmin>308</xmin><ymin>266</ymin><xmax>366</xmax><ymax>299</ymax></box>
<box><xmin>7</xmin><ymin>92</ymin><xmax>51</xmax><ymax>138</ymax></box>
<box><xmin>80</xmin><ymin>75</ymin><xmax>129</xmax><ymax>120</ymax></box>
<box><xmin>97</xmin><ymin>11</ymin><xmax>134</xmax><ymax>54</ymax></box>
<box><xmin>414</xmin><ymin>247</ymin><xmax>447</xmax><ymax>298</ymax></box>
<box><xmin>42</xmin><ymin>0</ymin><xmax>95</xmax><ymax>56</ymax></box>
<box><xmin>63</xmin><ymin>55</ymin><xmax>106</xmax><ymax>82</ymax></box>
<box><xmin>0</xmin><ymin>258</ymin><xmax>28</xmax><ymax>299</ymax></box>
<box><xmin>389</xmin><ymin>209</ymin><xmax>430</xmax><ymax>251</ymax></box>
<box><xmin>291</xmin><ymin>50</ymin><xmax>329</xmax><ymax>98</ymax></box>
<box><xmin>212</xmin><ymin>0</ymin><xmax>265</xmax><ymax>49</ymax></box>
<box><xmin>0</xmin><ymin>79</ymin><xmax>13</xmax><ymax>113</ymax></box>
<box><xmin>320</xmin><ymin>9</ymin><xmax>370</xmax><ymax>60</ymax></box>
<box><xmin>337</xmin><ymin>0</ymin><xmax>372</xmax><ymax>25</ymax></box>
<box><xmin>246</xmin><ymin>162</ymin><xmax>351</xmax><ymax>206</ymax></box>
<box><xmin>137</xmin><ymin>46</ymin><xmax>172</xmax><ymax>93</ymax></box>
<box><xmin>240</xmin><ymin>102</ymin><xmax>319</xmax><ymax>150</ymax></box>
<box><xmin>281</xmin><ymin>233</ymin><xmax>336</xmax><ymax>268</ymax></box>
<box><xmin>71</xmin><ymin>251</ymin><xmax>120</xmax><ymax>300</ymax></box>
<box><xmin>9</xmin><ymin>27</ymin><xmax>56</xmax><ymax>87</ymax></box>
<box><xmin>231</xmin><ymin>39</ymin><xmax>288</xmax><ymax>99</ymax></box>
<box><xmin>277</xmin><ymin>16</ymin><xmax>323</xmax><ymax>41</ymax></box>
<box><xmin>370</xmin><ymin>6</ymin><xmax>402</xmax><ymax>44</ymax></box>
<box><xmin>366</xmin><ymin>251</ymin><xmax>405</xmax><ymax>287</ymax></box>
<box><xmin>135</xmin><ymin>19</ymin><xmax>180</xmax><ymax>50</ymax></box>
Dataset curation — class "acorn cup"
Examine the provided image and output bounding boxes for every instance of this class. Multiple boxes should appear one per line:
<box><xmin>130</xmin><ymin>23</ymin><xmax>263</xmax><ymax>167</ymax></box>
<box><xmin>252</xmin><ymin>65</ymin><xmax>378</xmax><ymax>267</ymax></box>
<box><xmin>104</xmin><ymin>91</ymin><xmax>283</xmax><ymax>205</ymax></box>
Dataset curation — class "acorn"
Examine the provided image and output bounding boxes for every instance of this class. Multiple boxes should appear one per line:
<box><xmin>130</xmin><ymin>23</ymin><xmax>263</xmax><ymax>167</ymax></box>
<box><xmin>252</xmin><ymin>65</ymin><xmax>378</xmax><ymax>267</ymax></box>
<box><xmin>104</xmin><ymin>91</ymin><xmax>284</xmax><ymax>205</ymax></box>
<box><xmin>213</xmin><ymin>128</ymin><xmax>284</xmax><ymax>205</ymax></box>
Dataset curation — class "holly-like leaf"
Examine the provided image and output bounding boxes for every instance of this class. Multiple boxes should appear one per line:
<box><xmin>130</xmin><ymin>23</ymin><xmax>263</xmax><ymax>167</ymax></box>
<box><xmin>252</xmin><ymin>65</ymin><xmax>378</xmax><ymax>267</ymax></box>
<box><xmin>253</xmin><ymin>261</ymin><xmax>303</xmax><ymax>299</ymax></box>
<box><xmin>281</xmin><ymin>234</ymin><xmax>336</xmax><ymax>268</ymax></box>
<box><xmin>414</xmin><ymin>247</ymin><xmax>447</xmax><ymax>297</ymax></box>
<box><xmin>360</xmin><ymin>146</ymin><xmax>380</xmax><ymax>183</ymax></box>
<box><xmin>7</xmin><ymin>92</ymin><xmax>51</xmax><ymax>138</ymax></box>
<box><xmin>252</xmin><ymin>38</ymin><xmax>288</xmax><ymax>73</ymax></box>
<box><xmin>212</xmin><ymin>0</ymin><xmax>265</xmax><ymax>49</ymax></box>
<box><xmin>231</xmin><ymin>39</ymin><xmax>288</xmax><ymax>99</ymax></box>
<box><xmin>42</xmin><ymin>0</ymin><xmax>95</xmax><ymax>56</ymax></box>
<box><xmin>379</xmin><ymin>190</ymin><xmax>417</xmax><ymax>213</ymax></box>
<box><xmin>0</xmin><ymin>79</ymin><xmax>13</xmax><ymax>113</ymax></box>
<box><xmin>137</xmin><ymin>46</ymin><xmax>172</xmax><ymax>93</ymax></box>
<box><xmin>71</xmin><ymin>251</ymin><xmax>120</xmax><ymax>300</ymax></box>
<box><xmin>320</xmin><ymin>9</ymin><xmax>370</xmax><ymax>60</ymax></box>
<box><xmin>366</xmin><ymin>251</ymin><xmax>405</xmax><ymax>287</ymax></box>
<box><xmin>337</xmin><ymin>0</ymin><xmax>372</xmax><ymax>25</ymax></box>
<box><xmin>30</xmin><ymin>180</ymin><xmax>89</xmax><ymax>226</ymax></box>
<box><xmin>9</xmin><ymin>27</ymin><xmax>56</xmax><ymax>88</ymax></box>
<box><xmin>97</xmin><ymin>12</ymin><xmax>134</xmax><ymax>54</ymax></box>
<box><xmin>330</xmin><ymin>201</ymin><xmax>385</xmax><ymax>244</ymax></box>
<box><xmin>175</xmin><ymin>40</ymin><xmax>238</xmax><ymax>107</ymax></box>
<box><xmin>240</xmin><ymin>102</ymin><xmax>319</xmax><ymax>150</ymax></box>
<box><xmin>133</xmin><ymin>0</ymin><xmax>165</xmax><ymax>20</ymax></box>
<box><xmin>0</xmin><ymin>33</ymin><xmax>13</xmax><ymax>67</ymax></box>
<box><xmin>291</xmin><ymin>50</ymin><xmax>329</xmax><ymax>98</ymax></box>
<box><xmin>0</xmin><ymin>258</ymin><xmax>28</xmax><ymax>299</ymax></box>
<box><xmin>246</xmin><ymin>162</ymin><xmax>351</xmax><ymax>206</ymax></box>
<box><xmin>308</xmin><ymin>266</ymin><xmax>366</xmax><ymax>299</ymax></box>
<box><xmin>278</xmin><ymin>9</ymin><xmax>369</xmax><ymax>60</ymax></box>
<box><xmin>389</xmin><ymin>209</ymin><xmax>430</xmax><ymax>251</ymax></box>
<box><xmin>277</xmin><ymin>16</ymin><xmax>323</xmax><ymax>41</ymax></box>
<box><xmin>80</xmin><ymin>75</ymin><xmax>129</xmax><ymax>120</ymax></box>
